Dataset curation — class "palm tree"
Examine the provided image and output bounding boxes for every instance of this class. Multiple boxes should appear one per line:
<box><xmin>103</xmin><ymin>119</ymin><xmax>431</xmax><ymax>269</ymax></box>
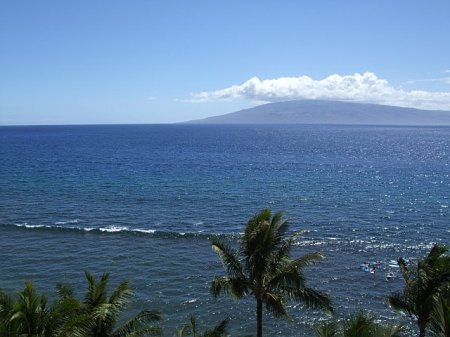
<box><xmin>210</xmin><ymin>208</ymin><xmax>332</xmax><ymax>337</ymax></box>
<box><xmin>429</xmin><ymin>284</ymin><xmax>450</xmax><ymax>337</ymax></box>
<box><xmin>48</xmin><ymin>282</ymin><xmax>85</xmax><ymax>336</ymax></box>
<box><xmin>1</xmin><ymin>283</ymin><xmax>75</xmax><ymax>337</ymax></box>
<box><xmin>174</xmin><ymin>316</ymin><xmax>228</xmax><ymax>337</ymax></box>
<box><xmin>313</xmin><ymin>312</ymin><xmax>405</xmax><ymax>337</ymax></box>
<box><xmin>342</xmin><ymin>313</ymin><xmax>405</xmax><ymax>337</ymax></box>
<box><xmin>0</xmin><ymin>288</ymin><xmax>17</xmax><ymax>337</ymax></box>
<box><xmin>388</xmin><ymin>244</ymin><xmax>450</xmax><ymax>337</ymax></box>
<box><xmin>0</xmin><ymin>282</ymin><xmax>53</xmax><ymax>337</ymax></box>
<box><xmin>58</xmin><ymin>271</ymin><xmax>162</xmax><ymax>337</ymax></box>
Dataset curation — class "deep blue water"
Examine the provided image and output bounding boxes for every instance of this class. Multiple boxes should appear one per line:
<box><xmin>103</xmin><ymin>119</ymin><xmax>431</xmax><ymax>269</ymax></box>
<box><xmin>0</xmin><ymin>124</ymin><xmax>449</xmax><ymax>336</ymax></box>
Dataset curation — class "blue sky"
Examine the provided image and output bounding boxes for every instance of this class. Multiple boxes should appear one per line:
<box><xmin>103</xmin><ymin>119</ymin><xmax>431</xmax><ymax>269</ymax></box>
<box><xmin>1</xmin><ymin>1</ymin><xmax>449</xmax><ymax>125</ymax></box>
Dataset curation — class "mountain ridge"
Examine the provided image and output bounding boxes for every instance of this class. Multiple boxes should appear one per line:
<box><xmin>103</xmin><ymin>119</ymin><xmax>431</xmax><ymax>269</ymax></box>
<box><xmin>186</xmin><ymin>100</ymin><xmax>450</xmax><ymax>125</ymax></box>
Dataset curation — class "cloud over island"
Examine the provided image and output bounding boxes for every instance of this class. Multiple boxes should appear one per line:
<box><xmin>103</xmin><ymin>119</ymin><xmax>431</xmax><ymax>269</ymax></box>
<box><xmin>189</xmin><ymin>72</ymin><xmax>450</xmax><ymax>111</ymax></box>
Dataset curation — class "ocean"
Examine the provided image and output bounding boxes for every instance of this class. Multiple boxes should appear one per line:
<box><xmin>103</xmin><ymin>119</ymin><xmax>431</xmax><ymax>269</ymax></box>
<box><xmin>0</xmin><ymin>124</ymin><xmax>448</xmax><ymax>336</ymax></box>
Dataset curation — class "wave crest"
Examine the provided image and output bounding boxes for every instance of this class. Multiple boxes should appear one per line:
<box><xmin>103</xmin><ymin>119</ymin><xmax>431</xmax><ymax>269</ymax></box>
<box><xmin>3</xmin><ymin>223</ymin><xmax>212</xmax><ymax>239</ymax></box>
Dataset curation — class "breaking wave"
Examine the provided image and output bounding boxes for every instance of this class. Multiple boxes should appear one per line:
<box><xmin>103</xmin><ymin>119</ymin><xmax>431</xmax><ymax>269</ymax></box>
<box><xmin>4</xmin><ymin>222</ymin><xmax>218</xmax><ymax>239</ymax></box>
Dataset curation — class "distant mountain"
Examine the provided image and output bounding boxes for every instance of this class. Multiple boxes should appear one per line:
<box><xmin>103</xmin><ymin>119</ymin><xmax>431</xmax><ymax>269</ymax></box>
<box><xmin>186</xmin><ymin>100</ymin><xmax>450</xmax><ymax>125</ymax></box>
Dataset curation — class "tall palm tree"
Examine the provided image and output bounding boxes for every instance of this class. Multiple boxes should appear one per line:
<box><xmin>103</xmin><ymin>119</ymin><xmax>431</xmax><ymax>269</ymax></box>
<box><xmin>210</xmin><ymin>208</ymin><xmax>332</xmax><ymax>337</ymax></box>
<box><xmin>388</xmin><ymin>244</ymin><xmax>450</xmax><ymax>337</ymax></box>
<box><xmin>58</xmin><ymin>271</ymin><xmax>162</xmax><ymax>337</ymax></box>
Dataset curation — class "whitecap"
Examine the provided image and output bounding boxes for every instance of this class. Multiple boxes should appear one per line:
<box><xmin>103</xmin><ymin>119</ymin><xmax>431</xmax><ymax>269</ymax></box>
<box><xmin>99</xmin><ymin>226</ymin><xmax>129</xmax><ymax>233</ymax></box>
<box><xmin>55</xmin><ymin>219</ymin><xmax>79</xmax><ymax>225</ymax></box>
<box><xmin>17</xmin><ymin>224</ymin><xmax>44</xmax><ymax>228</ymax></box>
<box><xmin>133</xmin><ymin>228</ymin><xmax>156</xmax><ymax>234</ymax></box>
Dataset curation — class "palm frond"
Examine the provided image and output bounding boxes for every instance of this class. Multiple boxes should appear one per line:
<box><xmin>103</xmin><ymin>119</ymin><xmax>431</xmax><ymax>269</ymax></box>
<box><xmin>210</xmin><ymin>276</ymin><xmax>249</xmax><ymax>299</ymax></box>
<box><xmin>56</xmin><ymin>282</ymin><xmax>75</xmax><ymax>300</ymax></box>
<box><xmin>291</xmin><ymin>287</ymin><xmax>333</xmax><ymax>313</ymax></box>
<box><xmin>116</xmin><ymin>326</ymin><xmax>162</xmax><ymax>337</ymax></box>
<box><xmin>387</xmin><ymin>291</ymin><xmax>414</xmax><ymax>315</ymax></box>
<box><xmin>267</xmin><ymin>252</ymin><xmax>324</xmax><ymax>294</ymax></box>
<box><xmin>211</xmin><ymin>238</ymin><xmax>244</xmax><ymax>279</ymax></box>
<box><xmin>373</xmin><ymin>322</ymin><xmax>406</xmax><ymax>337</ymax></box>
<box><xmin>108</xmin><ymin>281</ymin><xmax>134</xmax><ymax>312</ymax></box>
<box><xmin>230</xmin><ymin>278</ymin><xmax>251</xmax><ymax>298</ymax></box>
<box><xmin>87</xmin><ymin>271</ymin><xmax>110</xmax><ymax>308</ymax></box>
<box><xmin>265</xmin><ymin>260</ymin><xmax>306</xmax><ymax>293</ymax></box>
<box><xmin>262</xmin><ymin>292</ymin><xmax>288</xmax><ymax>318</ymax></box>
<box><xmin>245</xmin><ymin>209</ymin><xmax>271</xmax><ymax>239</ymax></box>
<box><xmin>426</xmin><ymin>244</ymin><xmax>449</xmax><ymax>265</ymax></box>
<box><xmin>138</xmin><ymin>309</ymin><xmax>161</xmax><ymax>323</ymax></box>
<box><xmin>270</xmin><ymin>211</ymin><xmax>289</xmax><ymax>244</ymax></box>
<box><xmin>210</xmin><ymin>276</ymin><xmax>231</xmax><ymax>298</ymax></box>
<box><xmin>269</xmin><ymin>251</ymin><xmax>324</xmax><ymax>286</ymax></box>
<box><xmin>243</xmin><ymin>209</ymin><xmax>272</xmax><ymax>257</ymax></box>
<box><xmin>113</xmin><ymin>309</ymin><xmax>162</xmax><ymax>337</ymax></box>
<box><xmin>91</xmin><ymin>303</ymin><xmax>120</xmax><ymax>322</ymax></box>
<box><xmin>53</xmin><ymin>313</ymin><xmax>91</xmax><ymax>337</ymax></box>
<box><xmin>343</xmin><ymin>312</ymin><xmax>376</xmax><ymax>337</ymax></box>
<box><xmin>253</xmin><ymin>208</ymin><xmax>272</xmax><ymax>224</ymax></box>
<box><xmin>271</xmin><ymin>229</ymin><xmax>304</xmax><ymax>265</ymax></box>
<box><xmin>429</xmin><ymin>285</ymin><xmax>450</xmax><ymax>337</ymax></box>
<box><xmin>203</xmin><ymin>318</ymin><xmax>228</xmax><ymax>337</ymax></box>
<box><xmin>267</xmin><ymin>212</ymin><xmax>286</xmax><ymax>245</ymax></box>
<box><xmin>397</xmin><ymin>257</ymin><xmax>413</xmax><ymax>284</ymax></box>
<box><xmin>290</xmin><ymin>252</ymin><xmax>325</xmax><ymax>269</ymax></box>
<box><xmin>0</xmin><ymin>289</ymin><xmax>14</xmax><ymax>318</ymax></box>
<box><xmin>174</xmin><ymin>323</ymin><xmax>192</xmax><ymax>337</ymax></box>
<box><xmin>313</xmin><ymin>320</ymin><xmax>339</xmax><ymax>337</ymax></box>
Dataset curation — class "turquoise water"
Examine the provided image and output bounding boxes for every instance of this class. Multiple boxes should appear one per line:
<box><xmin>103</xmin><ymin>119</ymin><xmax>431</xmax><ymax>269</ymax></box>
<box><xmin>0</xmin><ymin>124</ymin><xmax>449</xmax><ymax>335</ymax></box>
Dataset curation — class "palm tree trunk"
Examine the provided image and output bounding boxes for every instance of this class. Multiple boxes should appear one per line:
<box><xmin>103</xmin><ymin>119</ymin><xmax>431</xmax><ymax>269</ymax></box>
<box><xmin>419</xmin><ymin>327</ymin><xmax>425</xmax><ymax>337</ymax></box>
<box><xmin>257</xmin><ymin>298</ymin><xmax>263</xmax><ymax>337</ymax></box>
<box><xmin>418</xmin><ymin>317</ymin><xmax>426</xmax><ymax>337</ymax></box>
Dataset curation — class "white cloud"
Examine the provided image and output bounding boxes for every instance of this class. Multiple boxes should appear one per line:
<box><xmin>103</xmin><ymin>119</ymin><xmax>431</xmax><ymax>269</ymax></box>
<box><xmin>189</xmin><ymin>72</ymin><xmax>450</xmax><ymax>110</ymax></box>
<box><xmin>406</xmin><ymin>74</ymin><xmax>450</xmax><ymax>85</ymax></box>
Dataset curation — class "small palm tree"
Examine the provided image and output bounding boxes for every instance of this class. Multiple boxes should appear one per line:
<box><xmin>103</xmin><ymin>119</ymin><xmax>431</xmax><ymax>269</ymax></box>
<box><xmin>49</xmin><ymin>282</ymin><xmax>85</xmax><ymax>336</ymax></box>
<box><xmin>341</xmin><ymin>314</ymin><xmax>375</xmax><ymax>337</ymax></box>
<box><xmin>388</xmin><ymin>244</ymin><xmax>450</xmax><ymax>337</ymax></box>
<box><xmin>59</xmin><ymin>271</ymin><xmax>162</xmax><ymax>337</ymax></box>
<box><xmin>174</xmin><ymin>316</ymin><xmax>228</xmax><ymax>337</ymax></box>
<box><xmin>0</xmin><ymin>282</ymin><xmax>53</xmax><ymax>337</ymax></box>
<box><xmin>0</xmin><ymin>288</ymin><xmax>18</xmax><ymax>337</ymax></box>
<box><xmin>13</xmin><ymin>282</ymin><xmax>52</xmax><ymax>337</ymax></box>
<box><xmin>429</xmin><ymin>284</ymin><xmax>450</xmax><ymax>337</ymax></box>
<box><xmin>314</xmin><ymin>312</ymin><xmax>405</xmax><ymax>337</ymax></box>
<box><xmin>211</xmin><ymin>208</ymin><xmax>332</xmax><ymax>337</ymax></box>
